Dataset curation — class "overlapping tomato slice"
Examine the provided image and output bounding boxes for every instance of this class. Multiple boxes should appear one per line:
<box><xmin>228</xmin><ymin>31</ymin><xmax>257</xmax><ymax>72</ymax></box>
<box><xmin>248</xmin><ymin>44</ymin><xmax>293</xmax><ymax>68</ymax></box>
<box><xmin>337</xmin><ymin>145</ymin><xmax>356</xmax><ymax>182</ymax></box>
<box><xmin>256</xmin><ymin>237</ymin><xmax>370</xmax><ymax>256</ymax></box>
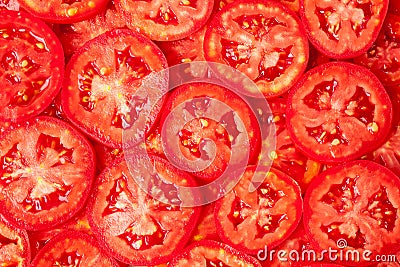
<box><xmin>87</xmin><ymin>155</ymin><xmax>201</xmax><ymax>265</ymax></box>
<box><xmin>0</xmin><ymin>116</ymin><xmax>94</xmax><ymax>230</ymax></box>
<box><xmin>204</xmin><ymin>0</ymin><xmax>309</xmax><ymax>98</ymax></box>
<box><xmin>215</xmin><ymin>166</ymin><xmax>302</xmax><ymax>254</ymax></box>
<box><xmin>286</xmin><ymin>62</ymin><xmax>392</xmax><ymax>163</ymax></box>
<box><xmin>304</xmin><ymin>160</ymin><xmax>400</xmax><ymax>266</ymax></box>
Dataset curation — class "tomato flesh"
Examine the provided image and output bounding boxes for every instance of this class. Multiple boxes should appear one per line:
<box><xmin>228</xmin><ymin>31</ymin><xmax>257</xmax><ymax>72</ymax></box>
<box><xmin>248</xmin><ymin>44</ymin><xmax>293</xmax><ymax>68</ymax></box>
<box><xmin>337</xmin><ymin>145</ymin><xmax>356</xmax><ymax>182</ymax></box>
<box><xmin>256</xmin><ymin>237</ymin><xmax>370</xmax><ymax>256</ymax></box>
<box><xmin>0</xmin><ymin>117</ymin><xmax>94</xmax><ymax>230</ymax></box>
<box><xmin>286</xmin><ymin>62</ymin><xmax>392</xmax><ymax>163</ymax></box>
<box><xmin>304</xmin><ymin>160</ymin><xmax>400</xmax><ymax>265</ymax></box>
<box><xmin>0</xmin><ymin>11</ymin><xmax>64</xmax><ymax>123</ymax></box>
<box><xmin>204</xmin><ymin>0</ymin><xmax>309</xmax><ymax>98</ymax></box>
<box><xmin>215</xmin><ymin>166</ymin><xmax>302</xmax><ymax>254</ymax></box>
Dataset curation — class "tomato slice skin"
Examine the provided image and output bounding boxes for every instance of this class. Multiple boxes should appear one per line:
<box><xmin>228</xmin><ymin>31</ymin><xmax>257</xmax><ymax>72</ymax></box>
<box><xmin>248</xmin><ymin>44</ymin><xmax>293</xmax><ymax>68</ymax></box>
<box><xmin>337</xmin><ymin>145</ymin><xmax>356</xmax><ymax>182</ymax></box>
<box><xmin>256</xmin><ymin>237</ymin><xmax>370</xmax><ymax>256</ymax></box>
<box><xmin>0</xmin><ymin>10</ymin><xmax>64</xmax><ymax>123</ymax></box>
<box><xmin>31</xmin><ymin>230</ymin><xmax>119</xmax><ymax>267</ymax></box>
<box><xmin>204</xmin><ymin>0</ymin><xmax>309</xmax><ymax>98</ymax></box>
<box><xmin>62</xmin><ymin>28</ymin><xmax>168</xmax><ymax>148</ymax></box>
<box><xmin>0</xmin><ymin>214</ymin><xmax>30</xmax><ymax>267</ymax></box>
<box><xmin>116</xmin><ymin>0</ymin><xmax>213</xmax><ymax>41</ymax></box>
<box><xmin>303</xmin><ymin>160</ymin><xmax>400</xmax><ymax>266</ymax></box>
<box><xmin>87</xmin><ymin>155</ymin><xmax>201</xmax><ymax>265</ymax></box>
<box><xmin>300</xmin><ymin>0</ymin><xmax>389</xmax><ymax>59</ymax></box>
<box><xmin>18</xmin><ymin>0</ymin><xmax>110</xmax><ymax>23</ymax></box>
<box><xmin>286</xmin><ymin>62</ymin><xmax>392</xmax><ymax>163</ymax></box>
<box><xmin>0</xmin><ymin>116</ymin><xmax>95</xmax><ymax>231</ymax></box>
<box><xmin>215</xmin><ymin>166</ymin><xmax>303</xmax><ymax>254</ymax></box>
<box><xmin>168</xmin><ymin>240</ymin><xmax>262</xmax><ymax>266</ymax></box>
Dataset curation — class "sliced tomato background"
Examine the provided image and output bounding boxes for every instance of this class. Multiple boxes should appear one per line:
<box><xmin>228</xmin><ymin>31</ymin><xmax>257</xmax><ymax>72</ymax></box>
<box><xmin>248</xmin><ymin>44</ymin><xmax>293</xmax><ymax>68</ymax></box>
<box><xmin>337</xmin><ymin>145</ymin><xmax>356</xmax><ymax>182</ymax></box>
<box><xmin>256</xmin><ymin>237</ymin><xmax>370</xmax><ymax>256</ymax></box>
<box><xmin>62</xmin><ymin>28</ymin><xmax>168</xmax><ymax>148</ymax></box>
<box><xmin>304</xmin><ymin>160</ymin><xmax>400</xmax><ymax>266</ymax></box>
<box><xmin>204</xmin><ymin>0</ymin><xmax>309</xmax><ymax>98</ymax></box>
<box><xmin>300</xmin><ymin>0</ymin><xmax>389</xmax><ymax>59</ymax></box>
<box><xmin>88</xmin><ymin>155</ymin><xmax>201</xmax><ymax>265</ymax></box>
<box><xmin>31</xmin><ymin>230</ymin><xmax>119</xmax><ymax>266</ymax></box>
<box><xmin>18</xmin><ymin>0</ymin><xmax>110</xmax><ymax>23</ymax></box>
<box><xmin>0</xmin><ymin>0</ymin><xmax>20</xmax><ymax>10</ymax></box>
<box><xmin>215</xmin><ymin>166</ymin><xmax>303</xmax><ymax>254</ymax></box>
<box><xmin>161</xmin><ymin>82</ymin><xmax>261</xmax><ymax>181</ymax></box>
<box><xmin>0</xmin><ymin>214</ymin><xmax>30</xmax><ymax>267</ymax></box>
<box><xmin>116</xmin><ymin>0</ymin><xmax>214</xmax><ymax>41</ymax></box>
<box><xmin>286</xmin><ymin>62</ymin><xmax>392</xmax><ymax>163</ymax></box>
<box><xmin>354</xmin><ymin>14</ymin><xmax>400</xmax><ymax>86</ymax></box>
<box><xmin>0</xmin><ymin>10</ymin><xmax>64</xmax><ymax>123</ymax></box>
<box><xmin>0</xmin><ymin>116</ymin><xmax>95</xmax><ymax>231</ymax></box>
<box><xmin>168</xmin><ymin>240</ymin><xmax>262</xmax><ymax>266</ymax></box>
<box><xmin>190</xmin><ymin>203</ymin><xmax>220</xmax><ymax>243</ymax></box>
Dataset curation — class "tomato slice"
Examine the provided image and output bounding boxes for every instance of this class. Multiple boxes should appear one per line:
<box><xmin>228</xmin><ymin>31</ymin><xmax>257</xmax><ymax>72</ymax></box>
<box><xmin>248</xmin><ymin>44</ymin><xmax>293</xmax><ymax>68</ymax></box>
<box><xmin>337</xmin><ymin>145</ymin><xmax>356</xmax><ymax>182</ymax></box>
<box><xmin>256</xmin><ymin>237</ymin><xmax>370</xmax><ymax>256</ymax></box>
<box><xmin>0</xmin><ymin>214</ymin><xmax>30</xmax><ymax>267</ymax></box>
<box><xmin>215</xmin><ymin>166</ymin><xmax>303</xmax><ymax>254</ymax></box>
<box><xmin>0</xmin><ymin>0</ymin><xmax>20</xmax><ymax>10</ymax></box>
<box><xmin>0</xmin><ymin>11</ymin><xmax>64</xmax><ymax>123</ymax></box>
<box><xmin>204</xmin><ymin>0</ymin><xmax>309</xmax><ymax>98</ymax></box>
<box><xmin>266</xmin><ymin>97</ymin><xmax>321</xmax><ymax>193</ymax></box>
<box><xmin>115</xmin><ymin>0</ymin><xmax>213</xmax><ymax>41</ymax></box>
<box><xmin>161</xmin><ymin>82</ymin><xmax>261</xmax><ymax>181</ymax></box>
<box><xmin>354</xmin><ymin>14</ymin><xmax>400</xmax><ymax>86</ymax></box>
<box><xmin>190</xmin><ymin>203</ymin><xmax>220</xmax><ymax>243</ymax></box>
<box><xmin>31</xmin><ymin>231</ymin><xmax>119</xmax><ymax>266</ymax></box>
<box><xmin>0</xmin><ymin>116</ymin><xmax>95</xmax><ymax>230</ymax></box>
<box><xmin>87</xmin><ymin>155</ymin><xmax>201</xmax><ymax>265</ymax></box>
<box><xmin>62</xmin><ymin>28</ymin><xmax>167</xmax><ymax>148</ymax></box>
<box><xmin>300</xmin><ymin>0</ymin><xmax>388</xmax><ymax>59</ymax></box>
<box><xmin>168</xmin><ymin>240</ymin><xmax>262</xmax><ymax>266</ymax></box>
<box><xmin>18</xmin><ymin>0</ymin><xmax>109</xmax><ymax>23</ymax></box>
<box><xmin>55</xmin><ymin>0</ymin><xmax>127</xmax><ymax>58</ymax></box>
<box><xmin>286</xmin><ymin>62</ymin><xmax>392</xmax><ymax>163</ymax></box>
<box><xmin>303</xmin><ymin>160</ymin><xmax>400</xmax><ymax>265</ymax></box>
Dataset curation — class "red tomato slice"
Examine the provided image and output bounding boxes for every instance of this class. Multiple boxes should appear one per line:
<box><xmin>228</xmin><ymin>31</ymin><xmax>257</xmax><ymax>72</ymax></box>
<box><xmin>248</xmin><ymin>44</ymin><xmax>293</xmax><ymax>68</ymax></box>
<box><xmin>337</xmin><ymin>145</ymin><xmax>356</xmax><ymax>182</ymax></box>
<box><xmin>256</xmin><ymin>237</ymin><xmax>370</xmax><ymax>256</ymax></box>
<box><xmin>161</xmin><ymin>82</ymin><xmax>261</xmax><ymax>181</ymax></box>
<box><xmin>168</xmin><ymin>240</ymin><xmax>262</xmax><ymax>266</ymax></box>
<box><xmin>62</xmin><ymin>29</ymin><xmax>167</xmax><ymax>148</ymax></box>
<box><xmin>190</xmin><ymin>203</ymin><xmax>220</xmax><ymax>243</ymax></box>
<box><xmin>286</xmin><ymin>62</ymin><xmax>392</xmax><ymax>163</ymax></box>
<box><xmin>0</xmin><ymin>116</ymin><xmax>95</xmax><ymax>231</ymax></box>
<box><xmin>354</xmin><ymin>14</ymin><xmax>400</xmax><ymax>86</ymax></box>
<box><xmin>300</xmin><ymin>0</ymin><xmax>388</xmax><ymax>59</ymax></box>
<box><xmin>0</xmin><ymin>11</ymin><xmax>64</xmax><ymax>123</ymax></box>
<box><xmin>0</xmin><ymin>0</ymin><xmax>20</xmax><ymax>10</ymax></box>
<box><xmin>0</xmin><ymin>214</ymin><xmax>30</xmax><ymax>267</ymax></box>
<box><xmin>279</xmin><ymin>0</ymin><xmax>300</xmax><ymax>13</ymax></box>
<box><xmin>115</xmin><ymin>0</ymin><xmax>214</xmax><ymax>41</ymax></box>
<box><xmin>204</xmin><ymin>0</ymin><xmax>309</xmax><ymax>98</ymax></box>
<box><xmin>389</xmin><ymin>0</ymin><xmax>400</xmax><ymax>15</ymax></box>
<box><xmin>31</xmin><ymin>231</ymin><xmax>119</xmax><ymax>267</ymax></box>
<box><xmin>266</xmin><ymin>97</ymin><xmax>321</xmax><ymax>193</ymax></box>
<box><xmin>18</xmin><ymin>0</ymin><xmax>109</xmax><ymax>23</ymax></box>
<box><xmin>55</xmin><ymin>0</ymin><xmax>127</xmax><ymax>58</ymax></box>
<box><xmin>87</xmin><ymin>155</ymin><xmax>201</xmax><ymax>265</ymax></box>
<box><xmin>303</xmin><ymin>160</ymin><xmax>400</xmax><ymax>266</ymax></box>
<box><xmin>215</xmin><ymin>166</ymin><xmax>303</xmax><ymax>254</ymax></box>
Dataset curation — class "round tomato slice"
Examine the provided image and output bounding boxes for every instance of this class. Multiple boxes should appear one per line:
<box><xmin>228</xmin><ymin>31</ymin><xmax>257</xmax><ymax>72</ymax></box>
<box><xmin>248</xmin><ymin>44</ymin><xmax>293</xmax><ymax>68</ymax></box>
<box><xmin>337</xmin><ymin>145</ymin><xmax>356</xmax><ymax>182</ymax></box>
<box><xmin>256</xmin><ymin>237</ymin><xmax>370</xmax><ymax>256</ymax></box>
<box><xmin>300</xmin><ymin>0</ymin><xmax>388</xmax><ymax>59</ymax></box>
<box><xmin>303</xmin><ymin>160</ymin><xmax>400</xmax><ymax>266</ymax></box>
<box><xmin>0</xmin><ymin>116</ymin><xmax>95</xmax><ymax>231</ymax></box>
<box><xmin>18</xmin><ymin>0</ymin><xmax>109</xmax><ymax>23</ymax></box>
<box><xmin>204</xmin><ymin>0</ymin><xmax>309</xmax><ymax>98</ymax></box>
<box><xmin>115</xmin><ymin>0</ymin><xmax>213</xmax><ymax>41</ymax></box>
<box><xmin>55</xmin><ymin>0</ymin><xmax>127</xmax><ymax>58</ymax></box>
<box><xmin>161</xmin><ymin>82</ymin><xmax>261</xmax><ymax>182</ymax></box>
<box><xmin>0</xmin><ymin>11</ymin><xmax>64</xmax><ymax>123</ymax></box>
<box><xmin>31</xmin><ymin>231</ymin><xmax>119</xmax><ymax>267</ymax></box>
<box><xmin>168</xmin><ymin>240</ymin><xmax>262</xmax><ymax>266</ymax></box>
<box><xmin>286</xmin><ymin>62</ymin><xmax>392</xmax><ymax>163</ymax></box>
<box><xmin>215</xmin><ymin>166</ymin><xmax>303</xmax><ymax>254</ymax></box>
<box><xmin>354</xmin><ymin>14</ymin><xmax>400</xmax><ymax>86</ymax></box>
<box><xmin>0</xmin><ymin>214</ymin><xmax>30</xmax><ymax>267</ymax></box>
<box><xmin>62</xmin><ymin>29</ymin><xmax>167</xmax><ymax>148</ymax></box>
<box><xmin>87</xmin><ymin>155</ymin><xmax>201</xmax><ymax>265</ymax></box>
